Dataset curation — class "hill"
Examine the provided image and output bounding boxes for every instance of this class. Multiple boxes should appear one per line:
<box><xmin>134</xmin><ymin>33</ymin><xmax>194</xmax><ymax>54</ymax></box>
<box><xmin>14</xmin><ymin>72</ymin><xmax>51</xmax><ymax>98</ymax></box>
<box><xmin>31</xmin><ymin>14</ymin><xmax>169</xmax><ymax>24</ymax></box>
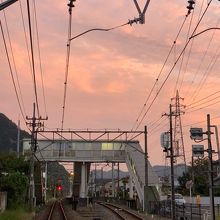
<box><xmin>0</xmin><ymin>113</ymin><xmax>30</xmax><ymax>153</ymax></box>
<box><xmin>152</xmin><ymin>164</ymin><xmax>187</xmax><ymax>180</ymax></box>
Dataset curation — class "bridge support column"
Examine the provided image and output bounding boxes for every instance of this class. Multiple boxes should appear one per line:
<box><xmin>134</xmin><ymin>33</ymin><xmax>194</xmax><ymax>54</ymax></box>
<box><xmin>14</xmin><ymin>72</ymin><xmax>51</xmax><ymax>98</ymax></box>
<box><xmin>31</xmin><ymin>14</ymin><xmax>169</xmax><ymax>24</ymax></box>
<box><xmin>80</xmin><ymin>162</ymin><xmax>87</xmax><ymax>199</ymax></box>
<box><xmin>129</xmin><ymin>178</ymin><xmax>134</xmax><ymax>199</ymax></box>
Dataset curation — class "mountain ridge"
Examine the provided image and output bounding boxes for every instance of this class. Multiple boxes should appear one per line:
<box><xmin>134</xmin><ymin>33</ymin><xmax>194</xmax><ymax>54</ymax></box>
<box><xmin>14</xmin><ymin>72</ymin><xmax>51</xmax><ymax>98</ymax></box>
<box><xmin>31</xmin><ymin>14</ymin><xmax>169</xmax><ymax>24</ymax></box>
<box><xmin>0</xmin><ymin>113</ymin><xmax>30</xmax><ymax>153</ymax></box>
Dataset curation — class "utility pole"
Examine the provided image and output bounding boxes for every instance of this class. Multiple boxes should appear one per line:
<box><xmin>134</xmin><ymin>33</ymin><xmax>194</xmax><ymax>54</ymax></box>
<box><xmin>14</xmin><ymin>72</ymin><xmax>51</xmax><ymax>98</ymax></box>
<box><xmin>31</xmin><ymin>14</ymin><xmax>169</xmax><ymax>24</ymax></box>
<box><xmin>190</xmin><ymin>115</ymin><xmax>216</xmax><ymax>220</ymax></box>
<box><xmin>94</xmin><ymin>163</ymin><xmax>97</xmax><ymax>198</ymax></box>
<box><xmin>26</xmin><ymin>103</ymin><xmax>37</xmax><ymax>210</ymax></box>
<box><xmin>144</xmin><ymin>125</ymin><xmax>148</xmax><ymax>212</ymax></box>
<box><xmin>112</xmin><ymin>163</ymin><xmax>115</xmax><ymax>198</ymax></box>
<box><xmin>117</xmin><ymin>162</ymin><xmax>120</xmax><ymax>199</ymax></box>
<box><xmin>26</xmin><ymin>103</ymin><xmax>47</xmax><ymax>210</ymax></box>
<box><xmin>207</xmin><ymin>114</ymin><xmax>215</xmax><ymax>220</ymax></box>
<box><xmin>162</xmin><ymin>105</ymin><xmax>176</xmax><ymax>219</ymax></box>
<box><xmin>169</xmin><ymin>104</ymin><xmax>176</xmax><ymax>220</ymax></box>
<box><xmin>17</xmin><ymin>119</ymin><xmax>20</xmax><ymax>157</ymax></box>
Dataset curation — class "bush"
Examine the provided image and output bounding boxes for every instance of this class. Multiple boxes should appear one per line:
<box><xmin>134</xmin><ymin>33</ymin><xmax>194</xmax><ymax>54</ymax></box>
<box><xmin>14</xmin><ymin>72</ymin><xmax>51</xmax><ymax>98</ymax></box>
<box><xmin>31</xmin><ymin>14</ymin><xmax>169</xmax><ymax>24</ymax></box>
<box><xmin>0</xmin><ymin>172</ymin><xmax>29</xmax><ymax>208</ymax></box>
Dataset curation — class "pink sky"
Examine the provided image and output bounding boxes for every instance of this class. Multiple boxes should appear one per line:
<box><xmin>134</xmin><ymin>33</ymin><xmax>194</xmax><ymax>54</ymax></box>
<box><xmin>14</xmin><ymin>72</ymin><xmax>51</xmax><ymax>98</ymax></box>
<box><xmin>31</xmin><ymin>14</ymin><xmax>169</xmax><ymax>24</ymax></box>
<box><xmin>1</xmin><ymin>0</ymin><xmax>220</xmax><ymax>166</ymax></box>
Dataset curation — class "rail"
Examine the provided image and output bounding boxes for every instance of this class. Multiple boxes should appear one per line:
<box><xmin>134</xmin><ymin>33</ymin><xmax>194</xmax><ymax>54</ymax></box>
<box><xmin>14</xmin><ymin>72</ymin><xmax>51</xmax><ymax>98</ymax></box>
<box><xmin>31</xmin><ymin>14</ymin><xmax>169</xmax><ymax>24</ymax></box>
<box><xmin>97</xmin><ymin>201</ymin><xmax>144</xmax><ymax>220</ymax></box>
<box><xmin>47</xmin><ymin>200</ymin><xmax>68</xmax><ymax>220</ymax></box>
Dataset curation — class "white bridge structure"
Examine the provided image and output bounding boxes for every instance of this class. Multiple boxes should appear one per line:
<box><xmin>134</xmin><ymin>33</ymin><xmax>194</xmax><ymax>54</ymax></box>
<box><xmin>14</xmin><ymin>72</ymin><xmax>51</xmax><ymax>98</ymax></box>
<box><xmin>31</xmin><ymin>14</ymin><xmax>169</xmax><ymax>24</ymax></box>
<box><xmin>23</xmin><ymin>129</ymin><xmax>159</xmax><ymax>210</ymax></box>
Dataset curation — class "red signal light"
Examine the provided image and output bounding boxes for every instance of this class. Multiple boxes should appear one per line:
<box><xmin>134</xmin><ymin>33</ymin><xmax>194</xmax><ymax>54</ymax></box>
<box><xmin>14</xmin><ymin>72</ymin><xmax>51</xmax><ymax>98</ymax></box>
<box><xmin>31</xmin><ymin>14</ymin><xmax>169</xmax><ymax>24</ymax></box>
<box><xmin>57</xmin><ymin>185</ymin><xmax>62</xmax><ymax>191</ymax></box>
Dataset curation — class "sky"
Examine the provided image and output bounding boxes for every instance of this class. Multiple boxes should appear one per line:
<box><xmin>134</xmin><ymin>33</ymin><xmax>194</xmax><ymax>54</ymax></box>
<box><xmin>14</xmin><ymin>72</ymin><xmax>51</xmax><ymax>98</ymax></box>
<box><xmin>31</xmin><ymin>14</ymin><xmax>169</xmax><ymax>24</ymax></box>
<box><xmin>1</xmin><ymin>0</ymin><xmax>220</xmax><ymax>166</ymax></box>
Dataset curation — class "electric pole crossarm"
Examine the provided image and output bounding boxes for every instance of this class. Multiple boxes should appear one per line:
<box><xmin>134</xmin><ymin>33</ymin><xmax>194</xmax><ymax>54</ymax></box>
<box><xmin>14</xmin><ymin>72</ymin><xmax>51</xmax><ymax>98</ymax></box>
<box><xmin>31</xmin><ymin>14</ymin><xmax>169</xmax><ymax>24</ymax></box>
<box><xmin>0</xmin><ymin>0</ymin><xmax>17</xmax><ymax>11</ymax></box>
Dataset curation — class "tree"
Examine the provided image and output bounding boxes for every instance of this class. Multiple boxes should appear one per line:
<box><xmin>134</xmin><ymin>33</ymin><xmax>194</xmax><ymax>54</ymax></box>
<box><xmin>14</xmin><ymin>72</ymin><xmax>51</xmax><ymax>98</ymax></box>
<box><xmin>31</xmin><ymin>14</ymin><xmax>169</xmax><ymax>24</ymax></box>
<box><xmin>0</xmin><ymin>171</ymin><xmax>28</xmax><ymax>208</ymax></box>
<box><xmin>178</xmin><ymin>158</ymin><xmax>209</xmax><ymax>196</ymax></box>
<box><xmin>0</xmin><ymin>154</ymin><xmax>29</xmax><ymax>208</ymax></box>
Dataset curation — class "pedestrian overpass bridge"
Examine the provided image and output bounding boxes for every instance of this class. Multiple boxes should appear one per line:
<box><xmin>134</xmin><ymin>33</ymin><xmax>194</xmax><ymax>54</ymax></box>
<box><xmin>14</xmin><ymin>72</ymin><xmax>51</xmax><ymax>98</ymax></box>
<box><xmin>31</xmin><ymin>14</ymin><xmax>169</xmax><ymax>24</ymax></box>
<box><xmin>23</xmin><ymin>131</ymin><xmax>160</xmax><ymax>210</ymax></box>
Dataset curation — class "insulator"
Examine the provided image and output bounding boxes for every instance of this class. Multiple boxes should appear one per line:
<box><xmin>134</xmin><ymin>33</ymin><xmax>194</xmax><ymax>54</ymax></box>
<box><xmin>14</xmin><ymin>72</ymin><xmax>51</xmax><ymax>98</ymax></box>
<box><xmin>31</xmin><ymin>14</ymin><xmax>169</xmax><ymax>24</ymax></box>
<box><xmin>186</xmin><ymin>0</ymin><xmax>195</xmax><ymax>13</ymax></box>
<box><xmin>187</xmin><ymin>4</ymin><xmax>194</xmax><ymax>10</ymax></box>
<box><xmin>188</xmin><ymin>0</ymin><xmax>195</xmax><ymax>4</ymax></box>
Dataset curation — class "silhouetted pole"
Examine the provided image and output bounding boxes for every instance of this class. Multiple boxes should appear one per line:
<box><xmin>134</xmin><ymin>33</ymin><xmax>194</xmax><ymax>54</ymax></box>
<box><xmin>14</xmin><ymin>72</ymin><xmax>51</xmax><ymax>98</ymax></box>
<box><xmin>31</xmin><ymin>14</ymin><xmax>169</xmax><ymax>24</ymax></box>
<box><xmin>169</xmin><ymin>104</ymin><xmax>176</xmax><ymax>220</ymax></box>
<box><xmin>207</xmin><ymin>114</ymin><xmax>215</xmax><ymax>220</ymax></box>
<box><xmin>17</xmin><ymin>120</ymin><xmax>20</xmax><ymax>157</ymax></box>
<box><xmin>144</xmin><ymin>125</ymin><xmax>148</xmax><ymax>212</ymax></box>
<box><xmin>117</xmin><ymin>162</ymin><xmax>120</xmax><ymax>199</ymax></box>
<box><xmin>27</xmin><ymin>103</ymin><xmax>36</xmax><ymax>210</ymax></box>
<box><xmin>94</xmin><ymin>163</ymin><xmax>97</xmax><ymax>197</ymax></box>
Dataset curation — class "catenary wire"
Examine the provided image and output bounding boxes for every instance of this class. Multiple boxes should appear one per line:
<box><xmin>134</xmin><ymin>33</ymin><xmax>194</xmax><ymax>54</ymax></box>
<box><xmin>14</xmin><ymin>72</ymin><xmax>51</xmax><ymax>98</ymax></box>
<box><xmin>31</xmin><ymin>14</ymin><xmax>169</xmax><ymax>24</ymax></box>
<box><xmin>130</xmin><ymin>14</ymin><xmax>189</xmax><ymax>132</ymax></box>
<box><xmin>33</xmin><ymin>0</ymin><xmax>48</xmax><ymax>117</ymax></box>
<box><xmin>178</xmin><ymin>10</ymin><xmax>195</xmax><ymax>93</ymax></box>
<box><xmin>186</xmin><ymin>17</ymin><xmax>220</xmax><ymax>102</ymax></box>
<box><xmin>18</xmin><ymin>0</ymin><xmax>33</xmax><ymax>82</ymax></box>
<box><xmin>0</xmin><ymin>20</ymin><xmax>26</xmax><ymax>122</ymax></box>
<box><xmin>133</xmin><ymin>0</ymin><xmax>213</xmax><ymax>132</ymax></box>
<box><xmin>2</xmin><ymin>8</ymin><xmax>26</xmax><ymax>116</ymax></box>
<box><xmin>179</xmin><ymin>0</ymin><xmax>205</xmax><ymax>96</ymax></box>
<box><xmin>189</xmin><ymin>38</ymin><xmax>220</xmax><ymax>102</ymax></box>
<box><xmin>61</xmin><ymin>17</ymin><xmax>142</xmax><ymax>130</ymax></box>
<box><xmin>26</xmin><ymin>0</ymin><xmax>40</xmax><ymax>116</ymax></box>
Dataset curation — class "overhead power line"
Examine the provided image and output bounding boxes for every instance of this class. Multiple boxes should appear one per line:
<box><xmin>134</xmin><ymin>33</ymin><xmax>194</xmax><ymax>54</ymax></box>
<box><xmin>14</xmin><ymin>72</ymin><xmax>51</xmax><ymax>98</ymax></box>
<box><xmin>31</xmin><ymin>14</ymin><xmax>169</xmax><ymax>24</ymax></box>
<box><xmin>132</xmin><ymin>0</ymin><xmax>213</xmax><ymax>132</ymax></box>
<box><xmin>131</xmin><ymin>14</ymin><xmax>189</xmax><ymax>133</ymax></box>
<box><xmin>26</xmin><ymin>0</ymin><xmax>40</xmax><ymax>116</ymax></box>
<box><xmin>2</xmin><ymin>9</ymin><xmax>26</xmax><ymax>116</ymax></box>
<box><xmin>33</xmin><ymin>0</ymin><xmax>48</xmax><ymax>117</ymax></box>
<box><xmin>61</xmin><ymin>1</ymin><xmax>146</xmax><ymax>130</ymax></box>
<box><xmin>187</xmin><ymin>90</ymin><xmax>220</xmax><ymax>107</ymax></box>
<box><xmin>0</xmin><ymin>20</ymin><xmax>26</xmax><ymax>122</ymax></box>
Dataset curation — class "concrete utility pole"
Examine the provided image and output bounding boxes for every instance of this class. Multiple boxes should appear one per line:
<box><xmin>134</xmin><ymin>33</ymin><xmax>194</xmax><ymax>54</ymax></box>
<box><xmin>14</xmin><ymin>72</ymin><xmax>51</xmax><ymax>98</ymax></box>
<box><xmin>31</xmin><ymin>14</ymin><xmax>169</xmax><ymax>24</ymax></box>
<box><xmin>17</xmin><ymin>120</ymin><xmax>20</xmax><ymax>157</ymax></box>
<box><xmin>207</xmin><ymin>114</ymin><xmax>215</xmax><ymax>220</ymax></box>
<box><xmin>144</xmin><ymin>125</ymin><xmax>148</xmax><ymax>212</ymax></box>
<box><xmin>26</xmin><ymin>103</ymin><xmax>37</xmax><ymax>210</ymax></box>
<box><xmin>112</xmin><ymin>163</ymin><xmax>115</xmax><ymax>198</ymax></box>
<box><xmin>26</xmin><ymin>103</ymin><xmax>48</xmax><ymax>210</ymax></box>
<box><xmin>169</xmin><ymin>104</ymin><xmax>176</xmax><ymax>220</ymax></box>
<box><xmin>163</xmin><ymin>105</ymin><xmax>176</xmax><ymax>219</ymax></box>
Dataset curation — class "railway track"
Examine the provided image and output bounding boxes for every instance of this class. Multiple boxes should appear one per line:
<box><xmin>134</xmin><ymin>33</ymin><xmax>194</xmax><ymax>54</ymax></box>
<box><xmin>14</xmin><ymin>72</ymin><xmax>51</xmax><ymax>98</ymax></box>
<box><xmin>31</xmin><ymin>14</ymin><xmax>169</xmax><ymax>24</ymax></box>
<box><xmin>97</xmin><ymin>202</ymin><xmax>144</xmax><ymax>220</ymax></box>
<box><xmin>47</xmin><ymin>200</ymin><xmax>68</xmax><ymax>220</ymax></box>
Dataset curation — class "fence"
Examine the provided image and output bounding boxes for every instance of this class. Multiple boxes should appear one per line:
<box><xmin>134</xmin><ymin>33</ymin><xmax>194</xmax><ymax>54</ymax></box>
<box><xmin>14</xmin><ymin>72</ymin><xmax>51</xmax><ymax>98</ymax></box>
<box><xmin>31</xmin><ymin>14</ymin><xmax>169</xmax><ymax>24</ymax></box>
<box><xmin>149</xmin><ymin>201</ymin><xmax>220</xmax><ymax>219</ymax></box>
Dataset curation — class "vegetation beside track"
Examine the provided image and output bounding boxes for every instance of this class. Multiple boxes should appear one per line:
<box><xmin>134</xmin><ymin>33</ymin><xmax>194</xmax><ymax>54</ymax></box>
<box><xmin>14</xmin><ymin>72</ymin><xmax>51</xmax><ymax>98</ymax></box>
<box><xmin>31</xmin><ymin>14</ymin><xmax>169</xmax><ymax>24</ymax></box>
<box><xmin>0</xmin><ymin>208</ymin><xmax>33</xmax><ymax>220</ymax></box>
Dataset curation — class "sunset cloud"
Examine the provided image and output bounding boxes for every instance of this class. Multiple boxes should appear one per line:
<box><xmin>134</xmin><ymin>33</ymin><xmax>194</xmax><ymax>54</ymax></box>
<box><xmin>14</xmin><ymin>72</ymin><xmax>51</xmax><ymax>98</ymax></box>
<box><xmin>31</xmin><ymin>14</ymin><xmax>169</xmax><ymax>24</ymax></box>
<box><xmin>1</xmin><ymin>0</ymin><xmax>220</xmax><ymax>165</ymax></box>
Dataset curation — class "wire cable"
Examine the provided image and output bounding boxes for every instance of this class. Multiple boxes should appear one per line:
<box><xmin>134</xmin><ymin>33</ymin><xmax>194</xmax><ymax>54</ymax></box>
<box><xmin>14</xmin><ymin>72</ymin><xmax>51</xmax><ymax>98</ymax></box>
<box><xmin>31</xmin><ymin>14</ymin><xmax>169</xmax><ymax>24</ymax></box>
<box><xmin>189</xmin><ymin>38</ymin><xmax>220</xmax><ymax>103</ymax></box>
<box><xmin>187</xmin><ymin>28</ymin><xmax>220</xmax><ymax>103</ymax></box>
<box><xmin>178</xmin><ymin>9</ymin><xmax>195</xmax><ymax>93</ymax></box>
<box><xmin>18</xmin><ymin>0</ymin><xmax>33</xmax><ymax>83</ymax></box>
<box><xmin>70</xmin><ymin>21</ymin><xmax>130</xmax><ymax>41</ymax></box>
<box><xmin>186</xmin><ymin>95</ymin><xmax>220</xmax><ymax>110</ymax></box>
<box><xmin>131</xmin><ymin>14</ymin><xmax>189</xmax><ymax>132</ymax></box>
<box><xmin>133</xmin><ymin>0</ymin><xmax>213</xmax><ymax>132</ymax></box>
<box><xmin>187</xmin><ymin>90</ymin><xmax>220</xmax><ymax>107</ymax></box>
<box><xmin>186</xmin><ymin>99</ymin><xmax>220</xmax><ymax>114</ymax></box>
<box><xmin>33</xmin><ymin>0</ymin><xmax>48</xmax><ymax>117</ymax></box>
<box><xmin>0</xmin><ymin>20</ymin><xmax>26</xmax><ymax>122</ymax></box>
<box><xmin>26</xmin><ymin>0</ymin><xmax>40</xmax><ymax>116</ymax></box>
<box><xmin>180</xmin><ymin>0</ymin><xmax>205</xmax><ymax>97</ymax></box>
<box><xmin>2</xmin><ymin>8</ymin><xmax>27</xmax><ymax>116</ymax></box>
<box><xmin>61</xmin><ymin>16</ymin><xmax>142</xmax><ymax>129</ymax></box>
